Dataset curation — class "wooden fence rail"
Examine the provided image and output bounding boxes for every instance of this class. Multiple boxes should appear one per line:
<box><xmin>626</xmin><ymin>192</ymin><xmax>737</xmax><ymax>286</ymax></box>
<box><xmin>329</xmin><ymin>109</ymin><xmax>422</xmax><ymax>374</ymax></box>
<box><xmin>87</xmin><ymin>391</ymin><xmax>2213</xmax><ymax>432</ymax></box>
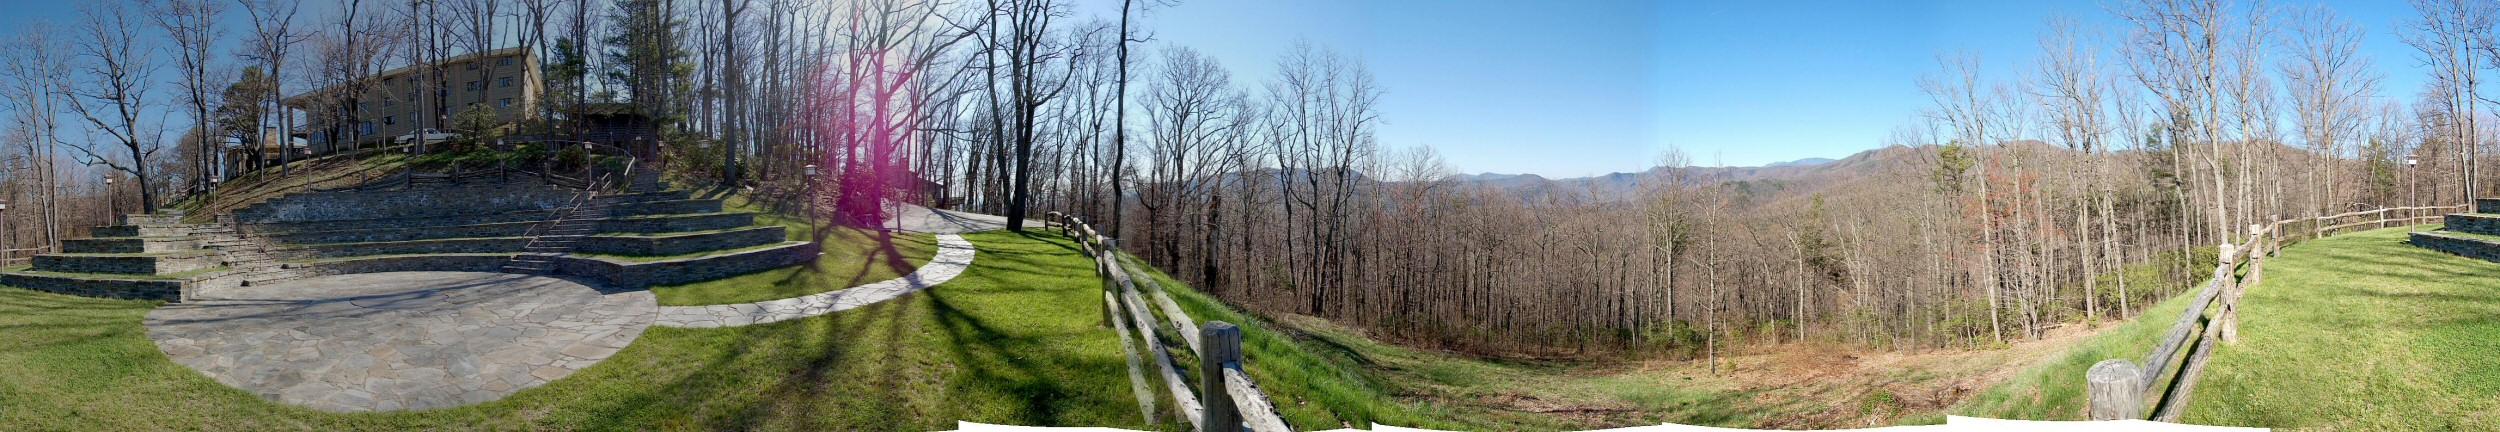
<box><xmin>1047</xmin><ymin>212</ymin><xmax>1294</xmax><ymax>432</ymax></box>
<box><xmin>2088</xmin><ymin>204</ymin><xmax>2463</xmax><ymax>422</ymax></box>
<box><xmin>2</xmin><ymin>246</ymin><xmax>54</xmax><ymax>267</ymax></box>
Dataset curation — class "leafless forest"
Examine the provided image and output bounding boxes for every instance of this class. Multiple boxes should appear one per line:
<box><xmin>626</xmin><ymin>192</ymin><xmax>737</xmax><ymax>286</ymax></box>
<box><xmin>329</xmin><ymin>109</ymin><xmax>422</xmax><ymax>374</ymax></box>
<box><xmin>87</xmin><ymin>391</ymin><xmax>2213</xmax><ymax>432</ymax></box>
<box><xmin>2</xmin><ymin>0</ymin><xmax>2494</xmax><ymax>361</ymax></box>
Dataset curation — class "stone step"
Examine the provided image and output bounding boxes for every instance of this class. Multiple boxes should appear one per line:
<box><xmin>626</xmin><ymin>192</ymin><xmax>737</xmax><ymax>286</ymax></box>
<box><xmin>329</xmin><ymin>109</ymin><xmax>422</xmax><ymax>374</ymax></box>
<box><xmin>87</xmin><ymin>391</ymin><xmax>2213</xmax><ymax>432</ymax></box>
<box><xmin>92</xmin><ymin>224</ymin><xmax>198</xmax><ymax>237</ymax></box>
<box><xmin>236</xmin><ymin>270</ymin><xmax>304</xmax><ymax>287</ymax></box>
<box><xmin>0</xmin><ymin>271</ymin><xmax>189</xmax><ymax>302</ymax></box>
<box><xmin>64</xmin><ymin>237</ymin><xmax>202</xmax><ymax>254</ymax></box>
<box><xmin>32</xmin><ymin>251</ymin><xmax>223</xmax><ymax>276</ymax></box>
<box><xmin>2480</xmin><ymin>198</ymin><xmax>2500</xmax><ymax>214</ymax></box>
<box><xmin>2444</xmin><ymin>213</ymin><xmax>2500</xmax><ymax>237</ymax></box>
<box><xmin>119</xmin><ymin>214</ymin><xmax>186</xmax><ymax>226</ymax></box>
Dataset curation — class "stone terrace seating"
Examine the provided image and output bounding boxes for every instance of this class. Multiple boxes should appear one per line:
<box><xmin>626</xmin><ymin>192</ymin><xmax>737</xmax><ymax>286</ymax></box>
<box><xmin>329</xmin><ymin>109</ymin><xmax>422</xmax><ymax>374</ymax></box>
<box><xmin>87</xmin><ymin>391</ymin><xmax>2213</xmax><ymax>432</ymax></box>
<box><xmin>2408</xmin><ymin>198</ymin><xmax>2500</xmax><ymax>262</ymax></box>
<box><xmin>1</xmin><ymin>176</ymin><xmax>818</xmax><ymax>302</ymax></box>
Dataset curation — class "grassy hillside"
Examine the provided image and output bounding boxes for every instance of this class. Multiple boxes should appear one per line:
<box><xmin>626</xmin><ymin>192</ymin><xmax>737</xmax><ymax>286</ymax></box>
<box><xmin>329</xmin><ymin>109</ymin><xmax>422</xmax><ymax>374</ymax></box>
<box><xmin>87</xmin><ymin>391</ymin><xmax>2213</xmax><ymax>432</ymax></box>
<box><xmin>1120</xmin><ymin>253</ymin><xmax>2126</xmax><ymax>430</ymax></box>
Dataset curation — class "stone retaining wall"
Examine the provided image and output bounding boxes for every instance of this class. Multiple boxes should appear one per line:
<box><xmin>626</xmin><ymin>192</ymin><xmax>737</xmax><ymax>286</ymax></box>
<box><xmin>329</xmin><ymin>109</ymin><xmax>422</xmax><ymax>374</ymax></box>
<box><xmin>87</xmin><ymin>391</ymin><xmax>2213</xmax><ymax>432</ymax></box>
<box><xmin>2480</xmin><ymin>199</ymin><xmax>2500</xmax><ymax>214</ymax></box>
<box><xmin>574</xmin><ymin>226</ymin><xmax>784</xmax><ymax>256</ymax></box>
<box><xmin>93</xmin><ymin>225</ymin><xmax>194</xmax><ymax>237</ymax></box>
<box><xmin>290</xmin><ymin>254</ymin><xmax>515</xmax><ymax>276</ymax></box>
<box><xmin>607</xmin><ymin>190</ymin><xmax>695</xmax><ymax>203</ymax></box>
<box><xmin>273</xmin><ymin>237</ymin><xmax>533</xmax><ymax>260</ymax></box>
<box><xmin>236</xmin><ymin>183</ymin><xmax>576</xmax><ymax>224</ymax></box>
<box><xmin>119</xmin><ymin>214</ymin><xmax>184</xmax><ymax>225</ymax></box>
<box><xmin>245</xmin><ymin>210</ymin><xmax>555</xmax><ymax>234</ymax></box>
<box><xmin>551</xmin><ymin>241</ymin><xmax>818</xmax><ymax>289</ymax></box>
<box><xmin>65</xmin><ymin>237</ymin><xmax>202</xmax><ymax>254</ymax></box>
<box><xmin>33</xmin><ymin>252</ymin><xmax>220</xmax><ymax>275</ymax></box>
<box><xmin>269</xmin><ymin>221</ymin><xmax>540</xmax><ymax>245</ymax></box>
<box><xmin>2444</xmin><ymin>213</ymin><xmax>2500</xmax><ymax>237</ymax></box>
<box><xmin>612</xmin><ymin>199</ymin><xmax>724</xmax><ymax>217</ymax></box>
<box><xmin>597</xmin><ymin>213</ymin><xmax>755</xmax><ymax>234</ymax></box>
<box><xmin>0</xmin><ymin>272</ymin><xmax>189</xmax><ymax>302</ymax></box>
<box><xmin>2410</xmin><ymin>231</ymin><xmax>2500</xmax><ymax>262</ymax></box>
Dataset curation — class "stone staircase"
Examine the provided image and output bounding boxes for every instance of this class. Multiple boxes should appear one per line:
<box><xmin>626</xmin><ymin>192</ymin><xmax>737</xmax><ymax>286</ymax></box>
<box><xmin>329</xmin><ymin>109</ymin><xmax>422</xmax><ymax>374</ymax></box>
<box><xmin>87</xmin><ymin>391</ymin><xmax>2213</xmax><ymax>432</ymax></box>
<box><xmin>2409</xmin><ymin>198</ymin><xmax>2500</xmax><ymax>261</ymax></box>
<box><xmin>504</xmin><ymin>169</ymin><xmax>661</xmax><ymax>273</ymax></box>
<box><xmin>193</xmin><ymin>216</ymin><xmax>299</xmax><ymax>287</ymax></box>
<box><xmin>0</xmin><ymin>211</ymin><xmax>227</xmax><ymax>301</ymax></box>
<box><xmin>3</xmin><ymin>170</ymin><xmax>815</xmax><ymax>301</ymax></box>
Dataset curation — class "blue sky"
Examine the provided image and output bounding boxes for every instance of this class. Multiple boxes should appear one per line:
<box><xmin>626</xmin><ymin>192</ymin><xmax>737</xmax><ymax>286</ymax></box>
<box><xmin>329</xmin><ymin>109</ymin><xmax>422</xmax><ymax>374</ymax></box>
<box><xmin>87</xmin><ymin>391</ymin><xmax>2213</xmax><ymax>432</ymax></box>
<box><xmin>0</xmin><ymin>0</ymin><xmax>2441</xmax><ymax>177</ymax></box>
<box><xmin>1094</xmin><ymin>0</ymin><xmax>2433</xmax><ymax>177</ymax></box>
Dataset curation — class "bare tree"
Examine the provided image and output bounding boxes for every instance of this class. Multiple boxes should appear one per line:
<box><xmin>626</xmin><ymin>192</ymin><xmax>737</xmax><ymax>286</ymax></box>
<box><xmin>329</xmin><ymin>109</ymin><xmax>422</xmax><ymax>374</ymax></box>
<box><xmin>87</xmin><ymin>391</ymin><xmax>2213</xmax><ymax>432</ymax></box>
<box><xmin>238</xmin><ymin>0</ymin><xmax>307</xmax><ymax>176</ymax></box>
<box><xmin>64</xmin><ymin>2</ymin><xmax>166</xmax><ymax>214</ymax></box>
<box><xmin>1</xmin><ymin>22</ymin><xmax>73</xmax><ymax>248</ymax></box>
<box><xmin>2408</xmin><ymin>0</ymin><xmax>2489</xmax><ymax>201</ymax></box>
<box><xmin>2281</xmin><ymin>4</ymin><xmax>2379</xmax><ymax>216</ymax></box>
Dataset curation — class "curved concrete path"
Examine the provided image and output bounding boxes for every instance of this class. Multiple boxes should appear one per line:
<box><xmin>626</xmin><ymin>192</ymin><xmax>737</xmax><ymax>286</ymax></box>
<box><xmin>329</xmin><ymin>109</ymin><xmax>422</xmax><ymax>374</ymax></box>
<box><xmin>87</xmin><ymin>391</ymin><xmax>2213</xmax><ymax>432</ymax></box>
<box><xmin>145</xmin><ymin>272</ymin><xmax>654</xmax><ymax>412</ymax></box>
<box><xmin>653</xmin><ymin>233</ymin><xmax>975</xmax><ymax>328</ymax></box>
<box><xmin>886</xmin><ymin>204</ymin><xmax>1043</xmax><ymax>234</ymax></box>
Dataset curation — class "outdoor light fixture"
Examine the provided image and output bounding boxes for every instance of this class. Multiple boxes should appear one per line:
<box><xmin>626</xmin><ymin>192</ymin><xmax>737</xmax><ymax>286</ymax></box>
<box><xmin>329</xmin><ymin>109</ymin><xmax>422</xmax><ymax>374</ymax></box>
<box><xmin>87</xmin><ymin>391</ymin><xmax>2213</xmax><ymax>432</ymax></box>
<box><xmin>2406</xmin><ymin>154</ymin><xmax>2419</xmax><ymax>166</ymax></box>
<box><xmin>804</xmin><ymin>164</ymin><xmax>818</xmax><ymax>177</ymax></box>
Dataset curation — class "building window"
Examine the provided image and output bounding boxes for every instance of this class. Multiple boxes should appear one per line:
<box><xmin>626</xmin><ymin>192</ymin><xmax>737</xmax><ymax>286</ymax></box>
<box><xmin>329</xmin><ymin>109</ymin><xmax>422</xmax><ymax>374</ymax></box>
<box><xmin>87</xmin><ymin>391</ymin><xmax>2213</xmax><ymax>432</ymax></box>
<box><xmin>359</xmin><ymin>122</ymin><xmax>375</xmax><ymax>134</ymax></box>
<box><xmin>498</xmin><ymin>98</ymin><xmax>512</xmax><ymax>108</ymax></box>
<box><xmin>498</xmin><ymin>77</ymin><xmax>513</xmax><ymax>87</ymax></box>
<box><xmin>465</xmin><ymin>62</ymin><xmax>476</xmax><ymax>70</ymax></box>
<box><xmin>466</xmin><ymin>81</ymin><xmax>480</xmax><ymax>91</ymax></box>
<box><xmin>498</xmin><ymin>56</ymin><xmax>513</xmax><ymax>66</ymax></box>
<box><xmin>383</xmin><ymin>99</ymin><xmax>394</xmax><ymax>107</ymax></box>
<box><xmin>382</xmin><ymin>116</ymin><xmax>395</xmax><ymax>125</ymax></box>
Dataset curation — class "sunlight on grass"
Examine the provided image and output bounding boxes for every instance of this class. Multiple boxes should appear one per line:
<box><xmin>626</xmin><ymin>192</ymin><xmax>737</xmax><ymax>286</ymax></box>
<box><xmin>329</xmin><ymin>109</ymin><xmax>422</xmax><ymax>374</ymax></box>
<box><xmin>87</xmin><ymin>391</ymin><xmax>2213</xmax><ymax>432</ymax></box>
<box><xmin>2187</xmin><ymin>225</ymin><xmax>2500</xmax><ymax>430</ymax></box>
<box><xmin>0</xmin><ymin>229</ymin><xmax>1147</xmax><ymax>431</ymax></box>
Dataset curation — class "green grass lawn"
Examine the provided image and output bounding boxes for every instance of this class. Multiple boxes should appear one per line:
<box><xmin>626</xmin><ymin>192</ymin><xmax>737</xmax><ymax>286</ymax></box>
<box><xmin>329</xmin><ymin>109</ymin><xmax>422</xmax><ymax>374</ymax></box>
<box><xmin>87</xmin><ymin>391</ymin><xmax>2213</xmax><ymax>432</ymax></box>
<box><xmin>1955</xmin><ymin>225</ymin><xmax>2500</xmax><ymax>430</ymax></box>
<box><xmin>645</xmin><ymin>195</ymin><xmax>939</xmax><ymax>306</ymax></box>
<box><xmin>0</xmin><ymin>229</ymin><xmax>1148</xmax><ymax>431</ymax></box>
<box><xmin>2183</xmin><ymin>225</ymin><xmax>2500</xmax><ymax>430</ymax></box>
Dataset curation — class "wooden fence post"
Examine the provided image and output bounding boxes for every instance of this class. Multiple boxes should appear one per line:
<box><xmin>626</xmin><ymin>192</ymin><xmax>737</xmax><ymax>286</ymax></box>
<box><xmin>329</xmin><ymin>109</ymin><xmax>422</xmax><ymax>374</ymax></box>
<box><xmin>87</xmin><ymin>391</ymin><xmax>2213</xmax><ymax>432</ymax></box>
<box><xmin>2230</xmin><ymin>240</ymin><xmax>2250</xmax><ymax>347</ymax></box>
<box><xmin>1199</xmin><ymin>321</ymin><xmax>1243</xmax><ymax>432</ymax></box>
<box><xmin>2087</xmin><ymin>359</ymin><xmax>2146</xmax><ymax>420</ymax></box>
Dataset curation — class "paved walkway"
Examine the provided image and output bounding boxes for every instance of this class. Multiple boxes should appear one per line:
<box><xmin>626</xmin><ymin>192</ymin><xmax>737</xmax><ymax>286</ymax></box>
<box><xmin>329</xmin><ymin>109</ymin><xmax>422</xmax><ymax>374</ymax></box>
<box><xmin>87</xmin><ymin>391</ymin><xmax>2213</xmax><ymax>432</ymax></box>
<box><xmin>654</xmin><ymin>233</ymin><xmax>976</xmax><ymax>328</ymax></box>
<box><xmin>145</xmin><ymin>272</ymin><xmax>654</xmax><ymax>412</ymax></box>
<box><xmin>885</xmin><ymin>204</ymin><xmax>1042</xmax><ymax>233</ymax></box>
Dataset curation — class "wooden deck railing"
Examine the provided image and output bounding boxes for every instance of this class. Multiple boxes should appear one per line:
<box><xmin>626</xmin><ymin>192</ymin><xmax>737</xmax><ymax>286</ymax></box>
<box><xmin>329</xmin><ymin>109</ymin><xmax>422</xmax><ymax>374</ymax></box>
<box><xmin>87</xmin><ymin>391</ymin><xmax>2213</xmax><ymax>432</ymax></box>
<box><xmin>2088</xmin><ymin>204</ymin><xmax>2463</xmax><ymax>421</ymax></box>
<box><xmin>1046</xmin><ymin>211</ymin><xmax>1294</xmax><ymax>432</ymax></box>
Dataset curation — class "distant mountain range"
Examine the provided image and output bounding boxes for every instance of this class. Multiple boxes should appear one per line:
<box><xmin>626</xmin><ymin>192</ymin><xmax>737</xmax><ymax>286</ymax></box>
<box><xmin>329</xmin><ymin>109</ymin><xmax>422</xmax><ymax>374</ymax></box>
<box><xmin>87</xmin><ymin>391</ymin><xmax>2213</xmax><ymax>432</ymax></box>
<box><xmin>1455</xmin><ymin>156</ymin><xmax>1839</xmax><ymax>184</ymax></box>
<box><xmin>1447</xmin><ymin>154</ymin><xmax>1874</xmax><ymax>202</ymax></box>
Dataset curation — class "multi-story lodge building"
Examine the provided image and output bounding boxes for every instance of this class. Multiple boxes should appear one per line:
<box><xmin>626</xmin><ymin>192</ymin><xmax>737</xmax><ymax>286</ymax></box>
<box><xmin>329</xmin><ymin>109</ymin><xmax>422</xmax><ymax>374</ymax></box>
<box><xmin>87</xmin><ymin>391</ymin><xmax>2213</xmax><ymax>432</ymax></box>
<box><xmin>282</xmin><ymin>47</ymin><xmax>543</xmax><ymax>155</ymax></box>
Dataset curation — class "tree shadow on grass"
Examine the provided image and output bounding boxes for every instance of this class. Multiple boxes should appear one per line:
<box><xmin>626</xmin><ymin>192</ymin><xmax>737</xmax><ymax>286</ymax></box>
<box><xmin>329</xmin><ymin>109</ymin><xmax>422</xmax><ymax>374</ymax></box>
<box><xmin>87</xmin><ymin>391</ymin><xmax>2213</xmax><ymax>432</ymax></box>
<box><xmin>926</xmin><ymin>287</ymin><xmax>1073</xmax><ymax>427</ymax></box>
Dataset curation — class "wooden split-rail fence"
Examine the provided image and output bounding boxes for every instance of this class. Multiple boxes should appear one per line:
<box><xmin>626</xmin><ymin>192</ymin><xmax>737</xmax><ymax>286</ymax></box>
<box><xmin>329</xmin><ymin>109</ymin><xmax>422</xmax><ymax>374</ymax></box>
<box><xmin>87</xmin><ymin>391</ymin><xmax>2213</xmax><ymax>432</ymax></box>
<box><xmin>2</xmin><ymin>246</ymin><xmax>53</xmax><ymax>267</ymax></box>
<box><xmin>1045</xmin><ymin>211</ymin><xmax>1294</xmax><ymax>432</ymax></box>
<box><xmin>2087</xmin><ymin>204</ymin><xmax>2463</xmax><ymax>422</ymax></box>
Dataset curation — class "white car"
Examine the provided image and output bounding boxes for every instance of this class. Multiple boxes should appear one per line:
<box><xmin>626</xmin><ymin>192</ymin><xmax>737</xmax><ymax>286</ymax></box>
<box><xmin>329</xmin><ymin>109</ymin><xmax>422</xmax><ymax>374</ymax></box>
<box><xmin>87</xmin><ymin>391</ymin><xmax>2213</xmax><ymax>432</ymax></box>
<box><xmin>394</xmin><ymin>129</ymin><xmax>460</xmax><ymax>145</ymax></box>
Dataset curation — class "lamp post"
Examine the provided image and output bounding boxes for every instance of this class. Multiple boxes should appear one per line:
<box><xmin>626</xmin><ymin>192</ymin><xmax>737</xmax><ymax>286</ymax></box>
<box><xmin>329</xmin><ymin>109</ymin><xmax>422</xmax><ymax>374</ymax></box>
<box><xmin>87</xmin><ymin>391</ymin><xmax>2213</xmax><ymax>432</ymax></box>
<box><xmin>104</xmin><ymin>177</ymin><xmax>118</xmax><ymax>218</ymax></box>
<box><xmin>2</xmin><ymin>199</ymin><xmax>11</xmax><ymax>267</ymax></box>
<box><xmin>804</xmin><ymin>164</ymin><xmax>819</xmax><ymax>220</ymax></box>
<box><xmin>2407</xmin><ymin>154</ymin><xmax>2419</xmax><ymax>206</ymax></box>
<box><xmin>582</xmin><ymin>141</ymin><xmax>594</xmax><ymax>187</ymax></box>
